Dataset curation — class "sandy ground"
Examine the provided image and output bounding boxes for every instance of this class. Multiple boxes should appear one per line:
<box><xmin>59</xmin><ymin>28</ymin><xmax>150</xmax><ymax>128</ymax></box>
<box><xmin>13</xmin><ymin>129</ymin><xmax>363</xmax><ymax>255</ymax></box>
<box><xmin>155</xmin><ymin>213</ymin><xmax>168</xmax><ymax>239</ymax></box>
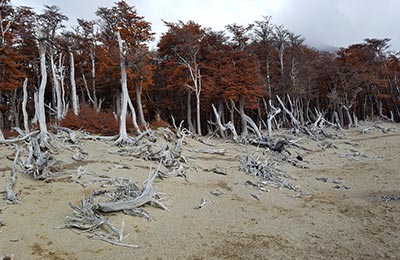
<box><xmin>0</xmin><ymin>121</ymin><xmax>400</xmax><ymax>260</ymax></box>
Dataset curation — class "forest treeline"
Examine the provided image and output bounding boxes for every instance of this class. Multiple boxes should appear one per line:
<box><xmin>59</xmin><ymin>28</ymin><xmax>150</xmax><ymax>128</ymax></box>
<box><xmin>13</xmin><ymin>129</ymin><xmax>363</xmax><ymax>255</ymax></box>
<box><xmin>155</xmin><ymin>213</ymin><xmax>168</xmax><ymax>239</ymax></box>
<box><xmin>1</xmin><ymin>0</ymin><xmax>399</xmax><ymax>137</ymax></box>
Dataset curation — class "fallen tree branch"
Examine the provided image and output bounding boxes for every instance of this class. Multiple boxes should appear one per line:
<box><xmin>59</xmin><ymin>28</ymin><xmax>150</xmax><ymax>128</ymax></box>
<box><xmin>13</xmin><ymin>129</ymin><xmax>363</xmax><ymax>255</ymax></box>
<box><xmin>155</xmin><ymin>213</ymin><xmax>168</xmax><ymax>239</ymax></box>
<box><xmin>95</xmin><ymin>163</ymin><xmax>168</xmax><ymax>213</ymax></box>
<box><xmin>189</xmin><ymin>148</ymin><xmax>225</xmax><ymax>155</ymax></box>
<box><xmin>0</xmin><ymin>130</ymin><xmax>39</xmax><ymax>145</ymax></box>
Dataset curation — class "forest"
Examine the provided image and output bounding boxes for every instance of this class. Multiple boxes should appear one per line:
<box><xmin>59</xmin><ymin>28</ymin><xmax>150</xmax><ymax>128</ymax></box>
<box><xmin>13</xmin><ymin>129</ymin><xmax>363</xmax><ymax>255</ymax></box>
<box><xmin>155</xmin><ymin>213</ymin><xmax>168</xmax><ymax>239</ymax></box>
<box><xmin>1</xmin><ymin>0</ymin><xmax>399</xmax><ymax>139</ymax></box>
<box><xmin>1</xmin><ymin>1</ymin><xmax>400</xmax><ymax>258</ymax></box>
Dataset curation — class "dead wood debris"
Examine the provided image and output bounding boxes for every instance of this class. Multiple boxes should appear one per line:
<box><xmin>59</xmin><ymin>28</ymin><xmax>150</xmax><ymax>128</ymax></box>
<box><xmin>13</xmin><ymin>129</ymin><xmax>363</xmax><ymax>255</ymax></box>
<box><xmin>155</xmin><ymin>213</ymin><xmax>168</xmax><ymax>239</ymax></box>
<box><xmin>19</xmin><ymin>137</ymin><xmax>63</xmax><ymax>180</ymax></box>
<box><xmin>107</xmin><ymin>127</ymin><xmax>188</xmax><ymax>179</ymax></box>
<box><xmin>0</xmin><ymin>207</ymin><xmax>4</xmax><ymax>227</ymax></box>
<box><xmin>361</xmin><ymin>125</ymin><xmax>391</xmax><ymax>134</ymax></box>
<box><xmin>95</xmin><ymin>164</ymin><xmax>168</xmax><ymax>213</ymax></box>
<box><xmin>316</xmin><ymin>177</ymin><xmax>351</xmax><ymax>190</ymax></box>
<box><xmin>204</xmin><ymin>166</ymin><xmax>227</xmax><ymax>175</ymax></box>
<box><xmin>4</xmin><ymin>146</ymin><xmax>20</xmax><ymax>204</ymax></box>
<box><xmin>210</xmin><ymin>190</ymin><xmax>224</xmax><ymax>196</ymax></box>
<box><xmin>194</xmin><ymin>198</ymin><xmax>210</xmax><ymax>209</ymax></box>
<box><xmin>240</xmin><ymin>154</ymin><xmax>298</xmax><ymax>191</ymax></box>
<box><xmin>65</xmin><ymin>165</ymin><xmax>167</xmax><ymax>247</ymax></box>
<box><xmin>318</xmin><ymin>140</ymin><xmax>338</xmax><ymax>149</ymax></box>
<box><xmin>339</xmin><ymin>149</ymin><xmax>369</xmax><ymax>160</ymax></box>
<box><xmin>376</xmin><ymin>195</ymin><xmax>400</xmax><ymax>203</ymax></box>
<box><xmin>189</xmin><ymin>148</ymin><xmax>225</xmax><ymax>155</ymax></box>
<box><xmin>64</xmin><ymin>193</ymin><xmax>138</xmax><ymax>248</ymax></box>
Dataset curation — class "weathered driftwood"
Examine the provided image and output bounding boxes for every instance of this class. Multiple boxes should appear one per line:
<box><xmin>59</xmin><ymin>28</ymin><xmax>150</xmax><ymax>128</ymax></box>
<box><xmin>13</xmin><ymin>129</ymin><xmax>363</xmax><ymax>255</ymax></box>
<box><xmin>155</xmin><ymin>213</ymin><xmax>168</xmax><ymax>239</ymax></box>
<box><xmin>361</xmin><ymin>124</ymin><xmax>391</xmax><ymax>134</ymax></box>
<box><xmin>240</xmin><ymin>153</ymin><xmax>298</xmax><ymax>191</ymax></box>
<box><xmin>339</xmin><ymin>149</ymin><xmax>369</xmax><ymax>160</ymax></box>
<box><xmin>19</xmin><ymin>137</ymin><xmax>63</xmax><ymax>180</ymax></box>
<box><xmin>54</xmin><ymin>126</ymin><xmax>81</xmax><ymax>144</ymax></box>
<box><xmin>65</xmin><ymin>193</ymin><xmax>139</xmax><ymax>248</ymax></box>
<box><xmin>74</xmin><ymin>166</ymin><xmax>137</xmax><ymax>190</ymax></box>
<box><xmin>4</xmin><ymin>146</ymin><xmax>20</xmax><ymax>204</ymax></box>
<box><xmin>204</xmin><ymin>166</ymin><xmax>227</xmax><ymax>175</ymax></box>
<box><xmin>193</xmin><ymin>198</ymin><xmax>209</xmax><ymax>210</ymax></box>
<box><xmin>318</xmin><ymin>140</ymin><xmax>338</xmax><ymax>150</ymax></box>
<box><xmin>189</xmin><ymin>148</ymin><xmax>226</xmax><ymax>155</ymax></box>
<box><xmin>0</xmin><ymin>130</ymin><xmax>39</xmax><ymax>145</ymax></box>
<box><xmin>210</xmin><ymin>190</ymin><xmax>224</xmax><ymax>196</ymax></box>
<box><xmin>72</xmin><ymin>148</ymin><xmax>88</xmax><ymax>161</ymax></box>
<box><xmin>376</xmin><ymin>195</ymin><xmax>400</xmax><ymax>203</ymax></box>
<box><xmin>96</xmin><ymin>164</ymin><xmax>168</xmax><ymax>213</ymax></box>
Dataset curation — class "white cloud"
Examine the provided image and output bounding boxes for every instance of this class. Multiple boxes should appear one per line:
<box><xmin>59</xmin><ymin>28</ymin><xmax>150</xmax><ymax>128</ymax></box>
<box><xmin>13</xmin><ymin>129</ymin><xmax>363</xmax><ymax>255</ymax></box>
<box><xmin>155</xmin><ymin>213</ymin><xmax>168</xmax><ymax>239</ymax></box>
<box><xmin>9</xmin><ymin>0</ymin><xmax>400</xmax><ymax>51</ymax></box>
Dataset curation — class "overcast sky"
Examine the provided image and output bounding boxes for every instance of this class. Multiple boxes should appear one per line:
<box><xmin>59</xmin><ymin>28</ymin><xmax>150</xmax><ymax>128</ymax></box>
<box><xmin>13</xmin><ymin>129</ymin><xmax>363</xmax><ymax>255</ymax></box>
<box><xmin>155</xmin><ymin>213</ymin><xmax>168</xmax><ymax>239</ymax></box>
<box><xmin>10</xmin><ymin>0</ymin><xmax>400</xmax><ymax>51</ymax></box>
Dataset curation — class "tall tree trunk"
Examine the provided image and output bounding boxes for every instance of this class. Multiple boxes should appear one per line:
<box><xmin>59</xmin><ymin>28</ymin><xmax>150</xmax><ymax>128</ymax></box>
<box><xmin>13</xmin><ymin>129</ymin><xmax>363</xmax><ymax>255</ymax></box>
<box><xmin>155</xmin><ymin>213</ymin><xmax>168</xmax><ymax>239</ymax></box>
<box><xmin>229</xmin><ymin>99</ymin><xmax>235</xmax><ymax>126</ymax></box>
<box><xmin>135</xmin><ymin>82</ymin><xmax>146</xmax><ymax>126</ymax></box>
<box><xmin>11</xmin><ymin>89</ymin><xmax>19</xmax><ymax>128</ymax></box>
<box><xmin>187</xmin><ymin>91</ymin><xmax>195</xmax><ymax>133</ymax></box>
<box><xmin>37</xmin><ymin>41</ymin><xmax>48</xmax><ymax>142</ymax></box>
<box><xmin>69</xmin><ymin>51</ymin><xmax>79</xmax><ymax>115</ymax></box>
<box><xmin>22</xmin><ymin>78</ymin><xmax>29</xmax><ymax>132</ymax></box>
<box><xmin>195</xmin><ymin>91</ymin><xmax>201</xmax><ymax>135</ymax></box>
<box><xmin>59</xmin><ymin>59</ymin><xmax>67</xmax><ymax>117</ymax></box>
<box><xmin>218</xmin><ymin>100</ymin><xmax>225</xmax><ymax>125</ymax></box>
<box><xmin>90</xmin><ymin>48</ymin><xmax>98</xmax><ymax>110</ymax></box>
<box><xmin>127</xmin><ymin>97</ymin><xmax>140</xmax><ymax>133</ymax></box>
<box><xmin>115</xmin><ymin>31</ymin><xmax>130</xmax><ymax>142</ymax></box>
<box><xmin>49</xmin><ymin>50</ymin><xmax>63</xmax><ymax>120</ymax></box>
<box><xmin>239</xmin><ymin>97</ymin><xmax>248</xmax><ymax>136</ymax></box>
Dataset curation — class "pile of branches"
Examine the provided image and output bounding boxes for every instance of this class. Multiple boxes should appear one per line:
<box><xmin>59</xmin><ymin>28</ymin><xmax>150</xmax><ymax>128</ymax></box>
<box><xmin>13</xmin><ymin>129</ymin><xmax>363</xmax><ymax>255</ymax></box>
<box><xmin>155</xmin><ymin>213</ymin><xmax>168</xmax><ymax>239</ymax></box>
<box><xmin>240</xmin><ymin>153</ymin><xmax>298</xmax><ymax>191</ymax></box>
<box><xmin>2</xmin><ymin>132</ymin><xmax>64</xmax><ymax>204</ymax></box>
<box><xmin>65</xmin><ymin>164</ymin><xmax>167</xmax><ymax>247</ymax></box>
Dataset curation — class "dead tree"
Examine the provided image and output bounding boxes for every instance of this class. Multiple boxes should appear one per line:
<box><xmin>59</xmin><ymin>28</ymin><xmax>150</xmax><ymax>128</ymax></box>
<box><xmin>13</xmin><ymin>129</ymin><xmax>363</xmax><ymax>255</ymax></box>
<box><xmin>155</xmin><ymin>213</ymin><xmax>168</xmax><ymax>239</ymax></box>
<box><xmin>114</xmin><ymin>30</ymin><xmax>140</xmax><ymax>145</ymax></box>
<box><xmin>266</xmin><ymin>99</ymin><xmax>281</xmax><ymax>139</ymax></box>
<box><xmin>69</xmin><ymin>50</ymin><xmax>79</xmax><ymax>115</ymax></box>
<box><xmin>21</xmin><ymin>78</ymin><xmax>29</xmax><ymax>133</ymax></box>
<box><xmin>277</xmin><ymin>95</ymin><xmax>300</xmax><ymax>130</ymax></box>
<box><xmin>210</xmin><ymin>104</ymin><xmax>239</xmax><ymax>142</ymax></box>
<box><xmin>36</xmin><ymin>34</ymin><xmax>49</xmax><ymax>144</ymax></box>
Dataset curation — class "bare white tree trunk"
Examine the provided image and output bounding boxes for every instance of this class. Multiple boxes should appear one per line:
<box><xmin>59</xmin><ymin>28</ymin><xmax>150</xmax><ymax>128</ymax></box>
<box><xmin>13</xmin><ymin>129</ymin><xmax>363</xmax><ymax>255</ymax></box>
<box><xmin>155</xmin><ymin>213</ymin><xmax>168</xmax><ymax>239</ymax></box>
<box><xmin>229</xmin><ymin>99</ymin><xmax>235</xmax><ymax>127</ymax></box>
<box><xmin>127</xmin><ymin>96</ymin><xmax>141</xmax><ymax>133</ymax></box>
<box><xmin>90</xmin><ymin>48</ymin><xmax>98</xmax><ymax>110</ymax></box>
<box><xmin>211</xmin><ymin>103</ymin><xmax>226</xmax><ymax>138</ymax></box>
<box><xmin>21</xmin><ymin>78</ymin><xmax>29</xmax><ymax>133</ymax></box>
<box><xmin>82</xmin><ymin>73</ymin><xmax>94</xmax><ymax>104</ymax></box>
<box><xmin>187</xmin><ymin>91</ymin><xmax>195</xmax><ymax>133</ymax></box>
<box><xmin>37</xmin><ymin>40</ymin><xmax>48</xmax><ymax>142</ymax></box>
<box><xmin>266</xmin><ymin>99</ymin><xmax>281</xmax><ymax>139</ymax></box>
<box><xmin>238</xmin><ymin>98</ymin><xmax>248</xmax><ymax>136</ymax></box>
<box><xmin>59</xmin><ymin>55</ymin><xmax>68</xmax><ymax>117</ymax></box>
<box><xmin>342</xmin><ymin>104</ymin><xmax>353</xmax><ymax>128</ymax></box>
<box><xmin>115</xmin><ymin>31</ymin><xmax>135</xmax><ymax>144</ymax></box>
<box><xmin>135</xmin><ymin>83</ymin><xmax>146</xmax><ymax>126</ymax></box>
<box><xmin>195</xmin><ymin>88</ymin><xmax>201</xmax><ymax>135</ymax></box>
<box><xmin>276</xmin><ymin>95</ymin><xmax>300</xmax><ymax>129</ymax></box>
<box><xmin>49</xmin><ymin>50</ymin><xmax>63</xmax><ymax>120</ymax></box>
<box><xmin>69</xmin><ymin>51</ymin><xmax>79</xmax><ymax>115</ymax></box>
<box><xmin>178</xmin><ymin>52</ymin><xmax>202</xmax><ymax>135</ymax></box>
